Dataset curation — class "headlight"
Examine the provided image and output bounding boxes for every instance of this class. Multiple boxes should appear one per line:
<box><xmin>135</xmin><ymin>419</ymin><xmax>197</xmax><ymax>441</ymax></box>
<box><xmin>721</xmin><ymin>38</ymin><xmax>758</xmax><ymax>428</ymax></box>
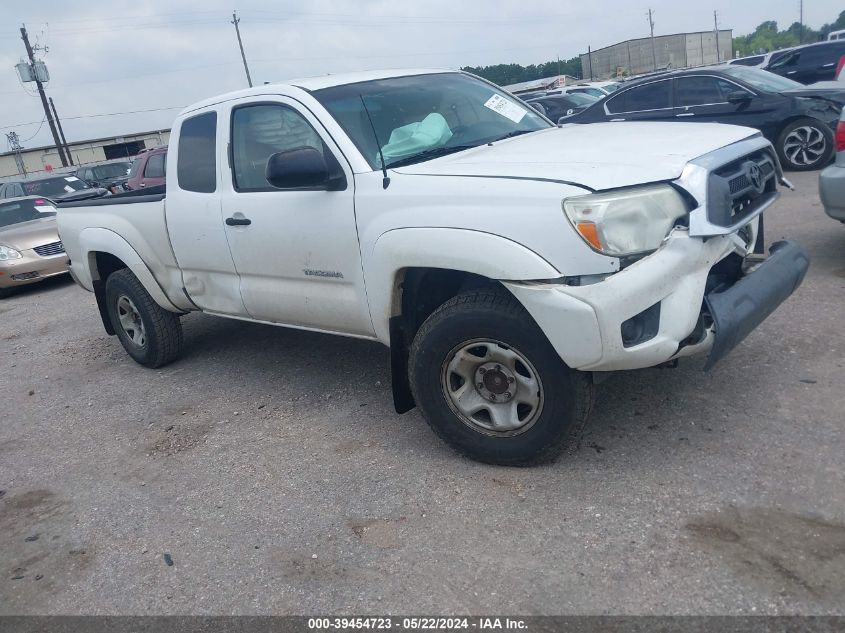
<box><xmin>0</xmin><ymin>244</ymin><xmax>22</xmax><ymax>261</ymax></box>
<box><xmin>563</xmin><ymin>184</ymin><xmax>688</xmax><ymax>256</ymax></box>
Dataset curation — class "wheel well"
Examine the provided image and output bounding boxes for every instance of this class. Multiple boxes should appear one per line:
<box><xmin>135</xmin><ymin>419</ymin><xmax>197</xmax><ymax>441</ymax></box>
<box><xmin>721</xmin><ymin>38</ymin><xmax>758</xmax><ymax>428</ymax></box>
<box><xmin>388</xmin><ymin>267</ymin><xmax>500</xmax><ymax>413</ymax></box>
<box><xmin>91</xmin><ymin>251</ymin><xmax>128</xmax><ymax>282</ymax></box>
<box><xmin>89</xmin><ymin>252</ymin><xmax>129</xmax><ymax>336</ymax></box>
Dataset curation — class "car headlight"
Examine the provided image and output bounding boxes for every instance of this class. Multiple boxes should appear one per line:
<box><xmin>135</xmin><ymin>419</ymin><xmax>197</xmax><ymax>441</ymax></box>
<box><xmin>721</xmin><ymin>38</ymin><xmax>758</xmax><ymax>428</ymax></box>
<box><xmin>0</xmin><ymin>244</ymin><xmax>23</xmax><ymax>261</ymax></box>
<box><xmin>563</xmin><ymin>184</ymin><xmax>689</xmax><ymax>256</ymax></box>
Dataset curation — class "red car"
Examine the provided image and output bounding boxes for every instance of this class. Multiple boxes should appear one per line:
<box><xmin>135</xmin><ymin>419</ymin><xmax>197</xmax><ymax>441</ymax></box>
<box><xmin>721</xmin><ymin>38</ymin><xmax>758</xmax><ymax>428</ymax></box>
<box><xmin>125</xmin><ymin>146</ymin><xmax>167</xmax><ymax>191</ymax></box>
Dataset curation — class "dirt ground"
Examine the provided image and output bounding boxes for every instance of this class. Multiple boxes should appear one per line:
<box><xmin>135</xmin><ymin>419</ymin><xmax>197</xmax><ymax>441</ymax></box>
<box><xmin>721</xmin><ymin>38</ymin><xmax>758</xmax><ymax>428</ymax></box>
<box><xmin>1</xmin><ymin>170</ymin><xmax>843</xmax><ymax>614</ymax></box>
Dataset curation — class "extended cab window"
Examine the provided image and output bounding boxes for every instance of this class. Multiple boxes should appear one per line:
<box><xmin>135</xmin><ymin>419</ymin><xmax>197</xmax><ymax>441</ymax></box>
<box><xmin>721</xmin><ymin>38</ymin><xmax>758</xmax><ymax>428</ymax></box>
<box><xmin>144</xmin><ymin>153</ymin><xmax>166</xmax><ymax>178</ymax></box>
<box><xmin>231</xmin><ymin>104</ymin><xmax>324</xmax><ymax>191</ymax></box>
<box><xmin>607</xmin><ymin>80</ymin><xmax>671</xmax><ymax>114</ymax></box>
<box><xmin>177</xmin><ymin>112</ymin><xmax>217</xmax><ymax>193</ymax></box>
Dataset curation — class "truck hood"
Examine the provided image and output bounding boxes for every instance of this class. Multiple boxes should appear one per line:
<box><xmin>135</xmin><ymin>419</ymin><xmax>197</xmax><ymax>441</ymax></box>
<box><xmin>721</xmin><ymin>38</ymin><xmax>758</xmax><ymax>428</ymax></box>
<box><xmin>392</xmin><ymin>122</ymin><xmax>759</xmax><ymax>191</ymax></box>
<box><xmin>0</xmin><ymin>216</ymin><xmax>59</xmax><ymax>251</ymax></box>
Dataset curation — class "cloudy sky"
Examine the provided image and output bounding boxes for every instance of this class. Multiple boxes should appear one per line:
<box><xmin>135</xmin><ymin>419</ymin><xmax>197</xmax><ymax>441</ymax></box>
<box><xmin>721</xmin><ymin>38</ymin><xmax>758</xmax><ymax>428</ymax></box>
<box><xmin>1</xmin><ymin>0</ymin><xmax>841</xmax><ymax>152</ymax></box>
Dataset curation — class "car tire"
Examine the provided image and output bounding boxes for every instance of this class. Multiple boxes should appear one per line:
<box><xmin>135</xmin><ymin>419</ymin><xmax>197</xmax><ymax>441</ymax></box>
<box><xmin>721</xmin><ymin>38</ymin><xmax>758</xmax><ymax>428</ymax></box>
<box><xmin>408</xmin><ymin>287</ymin><xmax>593</xmax><ymax>466</ymax></box>
<box><xmin>105</xmin><ymin>268</ymin><xmax>183</xmax><ymax>368</ymax></box>
<box><xmin>776</xmin><ymin>118</ymin><xmax>834</xmax><ymax>171</ymax></box>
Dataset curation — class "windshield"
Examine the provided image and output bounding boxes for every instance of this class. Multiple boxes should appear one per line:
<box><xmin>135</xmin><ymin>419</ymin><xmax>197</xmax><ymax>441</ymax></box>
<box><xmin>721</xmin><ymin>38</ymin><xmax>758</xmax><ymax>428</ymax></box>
<box><xmin>314</xmin><ymin>72</ymin><xmax>550</xmax><ymax>169</ymax></box>
<box><xmin>0</xmin><ymin>199</ymin><xmax>56</xmax><ymax>228</ymax></box>
<box><xmin>721</xmin><ymin>66</ymin><xmax>803</xmax><ymax>91</ymax></box>
<box><xmin>603</xmin><ymin>82</ymin><xmax>622</xmax><ymax>93</ymax></box>
<box><xmin>93</xmin><ymin>162</ymin><xmax>131</xmax><ymax>179</ymax></box>
<box><xmin>21</xmin><ymin>176</ymin><xmax>91</xmax><ymax>196</ymax></box>
<box><xmin>562</xmin><ymin>93</ymin><xmax>599</xmax><ymax>106</ymax></box>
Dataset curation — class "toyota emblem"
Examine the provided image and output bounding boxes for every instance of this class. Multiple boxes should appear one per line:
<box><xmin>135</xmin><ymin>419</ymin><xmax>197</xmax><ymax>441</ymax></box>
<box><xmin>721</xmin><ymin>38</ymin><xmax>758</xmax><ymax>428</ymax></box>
<box><xmin>747</xmin><ymin>163</ymin><xmax>762</xmax><ymax>191</ymax></box>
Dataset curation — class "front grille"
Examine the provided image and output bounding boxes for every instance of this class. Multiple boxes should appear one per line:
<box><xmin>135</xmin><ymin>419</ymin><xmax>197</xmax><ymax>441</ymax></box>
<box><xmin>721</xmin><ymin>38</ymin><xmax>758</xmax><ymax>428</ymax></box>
<box><xmin>33</xmin><ymin>241</ymin><xmax>64</xmax><ymax>257</ymax></box>
<box><xmin>11</xmin><ymin>271</ymin><xmax>39</xmax><ymax>281</ymax></box>
<box><xmin>707</xmin><ymin>150</ymin><xmax>777</xmax><ymax>227</ymax></box>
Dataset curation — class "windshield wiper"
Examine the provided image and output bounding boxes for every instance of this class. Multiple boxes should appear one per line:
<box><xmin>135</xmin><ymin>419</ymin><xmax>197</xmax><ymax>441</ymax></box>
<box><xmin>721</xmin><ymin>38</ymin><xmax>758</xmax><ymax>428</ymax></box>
<box><xmin>385</xmin><ymin>144</ymin><xmax>478</xmax><ymax>169</ymax></box>
<box><xmin>488</xmin><ymin>129</ymin><xmax>535</xmax><ymax>143</ymax></box>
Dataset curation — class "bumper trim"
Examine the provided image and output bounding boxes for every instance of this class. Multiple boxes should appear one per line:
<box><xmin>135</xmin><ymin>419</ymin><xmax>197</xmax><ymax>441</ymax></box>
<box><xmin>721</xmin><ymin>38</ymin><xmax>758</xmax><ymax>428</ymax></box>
<box><xmin>703</xmin><ymin>240</ymin><xmax>809</xmax><ymax>371</ymax></box>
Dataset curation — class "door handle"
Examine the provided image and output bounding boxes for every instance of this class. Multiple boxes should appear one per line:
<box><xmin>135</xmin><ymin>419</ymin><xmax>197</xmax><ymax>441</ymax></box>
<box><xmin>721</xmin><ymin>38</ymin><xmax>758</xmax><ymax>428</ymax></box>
<box><xmin>225</xmin><ymin>216</ymin><xmax>252</xmax><ymax>226</ymax></box>
<box><xmin>139</xmin><ymin>182</ymin><xmax>146</xmax><ymax>188</ymax></box>
<box><xmin>676</xmin><ymin>112</ymin><xmax>695</xmax><ymax>117</ymax></box>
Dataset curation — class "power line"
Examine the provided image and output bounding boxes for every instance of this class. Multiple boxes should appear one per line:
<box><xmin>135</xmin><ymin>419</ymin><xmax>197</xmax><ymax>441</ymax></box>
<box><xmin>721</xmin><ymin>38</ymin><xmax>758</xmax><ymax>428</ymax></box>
<box><xmin>18</xmin><ymin>118</ymin><xmax>46</xmax><ymax>143</ymax></box>
<box><xmin>0</xmin><ymin>106</ymin><xmax>185</xmax><ymax>132</ymax></box>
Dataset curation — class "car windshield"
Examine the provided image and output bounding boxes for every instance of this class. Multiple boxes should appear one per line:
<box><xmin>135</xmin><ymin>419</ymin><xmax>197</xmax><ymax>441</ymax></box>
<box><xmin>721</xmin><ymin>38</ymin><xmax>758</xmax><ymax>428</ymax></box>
<box><xmin>21</xmin><ymin>176</ymin><xmax>91</xmax><ymax>196</ymax></box>
<box><xmin>314</xmin><ymin>72</ymin><xmax>550</xmax><ymax>169</ymax></box>
<box><xmin>562</xmin><ymin>93</ymin><xmax>599</xmax><ymax>106</ymax></box>
<box><xmin>721</xmin><ymin>66</ymin><xmax>803</xmax><ymax>91</ymax></box>
<box><xmin>92</xmin><ymin>163</ymin><xmax>130</xmax><ymax>179</ymax></box>
<box><xmin>603</xmin><ymin>82</ymin><xmax>622</xmax><ymax>93</ymax></box>
<box><xmin>0</xmin><ymin>199</ymin><xmax>56</xmax><ymax>228</ymax></box>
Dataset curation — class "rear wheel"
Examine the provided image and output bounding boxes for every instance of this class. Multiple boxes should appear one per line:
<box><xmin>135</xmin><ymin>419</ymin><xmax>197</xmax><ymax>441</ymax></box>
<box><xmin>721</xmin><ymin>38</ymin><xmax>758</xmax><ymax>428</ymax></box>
<box><xmin>105</xmin><ymin>268</ymin><xmax>183</xmax><ymax>368</ymax></box>
<box><xmin>776</xmin><ymin>118</ymin><xmax>834</xmax><ymax>171</ymax></box>
<box><xmin>409</xmin><ymin>288</ymin><xmax>593</xmax><ymax>466</ymax></box>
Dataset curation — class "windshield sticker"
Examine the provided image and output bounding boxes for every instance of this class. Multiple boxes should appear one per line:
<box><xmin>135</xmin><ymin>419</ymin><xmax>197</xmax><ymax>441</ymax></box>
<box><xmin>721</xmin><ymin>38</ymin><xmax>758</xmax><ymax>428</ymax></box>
<box><xmin>483</xmin><ymin>94</ymin><xmax>527</xmax><ymax>124</ymax></box>
<box><xmin>64</xmin><ymin>185</ymin><xmax>75</xmax><ymax>193</ymax></box>
<box><xmin>64</xmin><ymin>176</ymin><xmax>79</xmax><ymax>182</ymax></box>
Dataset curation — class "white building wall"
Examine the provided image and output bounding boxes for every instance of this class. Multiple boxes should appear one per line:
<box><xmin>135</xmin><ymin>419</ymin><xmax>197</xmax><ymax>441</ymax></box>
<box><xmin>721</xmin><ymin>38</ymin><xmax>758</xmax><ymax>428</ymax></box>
<box><xmin>0</xmin><ymin>130</ymin><xmax>171</xmax><ymax>179</ymax></box>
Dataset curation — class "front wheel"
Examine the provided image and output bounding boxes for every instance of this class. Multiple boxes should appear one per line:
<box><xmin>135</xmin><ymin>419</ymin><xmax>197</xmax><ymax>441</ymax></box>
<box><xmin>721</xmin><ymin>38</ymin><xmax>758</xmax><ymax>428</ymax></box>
<box><xmin>409</xmin><ymin>288</ymin><xmax>593</xmax><ymax>466</ymax></box>
<box><xmin>776</xmin><ymin>118</ymin><xmax>834</xmax><ymax>171</ymax></box>
<box><xmin>105</xmin><ymin>268</ymin><xmax>183</xmax><ymax>368</ymax></box>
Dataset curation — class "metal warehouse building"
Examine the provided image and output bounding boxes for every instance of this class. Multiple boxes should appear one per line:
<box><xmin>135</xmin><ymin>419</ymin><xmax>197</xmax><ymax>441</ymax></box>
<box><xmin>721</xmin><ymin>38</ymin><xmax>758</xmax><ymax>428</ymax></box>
<box><xmin>581</xmin><ymin>30</ymin><xmax>733</xmax><ymax>79</ymax></box>
<box><xmin>0</xmin><ymin>129</ymin><xmax>170</xmax><ymax>179</ymax></box>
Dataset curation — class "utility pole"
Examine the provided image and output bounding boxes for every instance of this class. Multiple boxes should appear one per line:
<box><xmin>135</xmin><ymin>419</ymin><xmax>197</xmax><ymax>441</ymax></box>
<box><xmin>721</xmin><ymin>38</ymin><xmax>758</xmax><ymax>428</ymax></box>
<box><xmin>714</xmin><ymin>11</ymin><xmax>721</xmax><ymax>61</ymax></box>
<box><xmin>5</xmin><ymin>132</ymin><xmax>27</xmax><ymax>176</ymax></box>
<box><xmin>799</xmin><ymin>0</ymin><xmax>804</xmax><ymax>43</ymax></box>
<box><xmin>231</xmin><ymin>12</ymin><xmax>253</xmax><ymax>88</ymax></box>
<box><xmin>647</xmin><ymin>9</ymin><xmax>657</xmax><ymax>71</ymax></box>
<box><xmin>20</xmin><ymin>25</ymin><xmax>68</xmax><ymax>167</ymax></box>
<box><xmin>49</xmin><ymin>97</ymin><xmax>73</xmax><ymax>166</ymax></box>
<box><xmin>587</xmin><ymin>45</ymin><xmax>593</xmax><ymax>80</ymax></box>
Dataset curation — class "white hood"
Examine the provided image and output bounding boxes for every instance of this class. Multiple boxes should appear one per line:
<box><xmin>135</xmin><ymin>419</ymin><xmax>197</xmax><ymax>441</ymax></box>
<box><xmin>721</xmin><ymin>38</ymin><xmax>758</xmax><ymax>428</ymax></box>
<box><xmin>393</xmin><ymin>122</ymin><xmax>760</xmax><ymax>191</ymax></box>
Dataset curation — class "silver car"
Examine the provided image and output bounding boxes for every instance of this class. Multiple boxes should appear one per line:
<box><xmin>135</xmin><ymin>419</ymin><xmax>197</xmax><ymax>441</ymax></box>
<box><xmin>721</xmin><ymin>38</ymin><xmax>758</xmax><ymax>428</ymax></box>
<box><xmin>0</xmin><ymin>196</ymin><xmax>67</xmax><ymax>298</ymax></box>
<box><xmin>819</xmin><ymin>108</ymin><xmax>845</xmax><ymax>222</ymax></box>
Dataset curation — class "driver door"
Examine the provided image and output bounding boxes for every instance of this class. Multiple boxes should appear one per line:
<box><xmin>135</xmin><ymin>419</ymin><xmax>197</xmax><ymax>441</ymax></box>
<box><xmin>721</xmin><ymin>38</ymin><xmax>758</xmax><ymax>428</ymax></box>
<box><xmin>218</xmin><ymin>97</ymin><xmax>374</xmax><ymax>337</ymax></box>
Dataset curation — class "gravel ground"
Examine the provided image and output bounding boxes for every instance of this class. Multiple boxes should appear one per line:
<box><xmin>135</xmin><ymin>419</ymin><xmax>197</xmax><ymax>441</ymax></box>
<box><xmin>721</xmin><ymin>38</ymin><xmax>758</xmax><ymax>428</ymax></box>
<box><xmin>0</xmin><ymin>170</ymin><xmax>843</xmax><ymax>615</ymax></box>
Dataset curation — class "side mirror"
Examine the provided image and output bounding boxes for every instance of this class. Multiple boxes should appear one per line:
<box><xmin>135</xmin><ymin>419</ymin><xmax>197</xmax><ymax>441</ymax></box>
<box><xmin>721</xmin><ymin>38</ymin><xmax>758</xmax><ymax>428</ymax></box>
<box><xmin>726</xmin><ymin>90</ymin><xmax>752</xmax><ymax>104</ymax></box>
<box><xmin>265</xmin><ymin>147</ymin><xmax>332</xmax><ymax>189</ymax></box>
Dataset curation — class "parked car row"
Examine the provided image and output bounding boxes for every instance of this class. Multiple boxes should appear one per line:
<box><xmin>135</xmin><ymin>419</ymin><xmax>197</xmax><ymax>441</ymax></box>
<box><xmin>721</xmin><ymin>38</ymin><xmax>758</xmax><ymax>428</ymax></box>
<box><xmin>728</xmin><ymin>38</ymin><xmax>845</xmax><ymax>84</ymax></box>
<box><xmin>565</xmin><ymin>66</ymin><xmax>844</xmax><ymax>171</ymax></box>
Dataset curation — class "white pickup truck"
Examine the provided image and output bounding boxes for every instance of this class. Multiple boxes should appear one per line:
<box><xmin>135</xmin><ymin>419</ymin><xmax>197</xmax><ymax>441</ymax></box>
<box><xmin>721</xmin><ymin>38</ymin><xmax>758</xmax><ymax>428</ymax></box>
<box><xmin>57</xmin><ymin>69</ymin><xmax>809</xmax><ymax>465</ymax></box>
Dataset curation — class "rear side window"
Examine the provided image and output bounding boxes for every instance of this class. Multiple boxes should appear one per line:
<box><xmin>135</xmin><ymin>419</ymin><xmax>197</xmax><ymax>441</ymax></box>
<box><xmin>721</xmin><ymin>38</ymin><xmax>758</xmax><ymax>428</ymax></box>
<box><xmin>607</xmin><ymin>80</ymin><xmax>671</xmax><ymax>113</ymax></box>
<box><xmin>676</xmin><ymin>77</ymin><xmax>741</xmax><ymax>106</ymax></box>
<box><xmin>177</xmin><ymin>112</ymin><xmax>217</xmax><ymax>193</ymax></box>
<box><xmin>144</xmin><ymin>153</ymin><xmax>166</xmax><ymax>178</ymax></box>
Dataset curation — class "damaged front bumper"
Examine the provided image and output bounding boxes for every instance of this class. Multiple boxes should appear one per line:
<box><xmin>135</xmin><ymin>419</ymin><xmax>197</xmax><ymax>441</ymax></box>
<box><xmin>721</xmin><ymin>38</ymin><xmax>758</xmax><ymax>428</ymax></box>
<box><xmin>504</xmin><ymin>230</ymin><xmax>808</xmax><ymax>372</ymax></box>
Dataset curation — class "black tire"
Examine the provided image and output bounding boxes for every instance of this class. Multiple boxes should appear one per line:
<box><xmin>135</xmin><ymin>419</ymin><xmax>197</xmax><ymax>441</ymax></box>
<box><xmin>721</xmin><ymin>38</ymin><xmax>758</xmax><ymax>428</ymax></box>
<box><xmin>776</xmin><ymin>118</ymin><xmax>834</xmax><ymax>171</ymax></box>
<box><xmin>409</xmin><ymin>288</ymin><xmax>593</xmax><ymax>466</ymax></box>
<box><xmin>105</xmin><ymin>268</ymin><xmax>183</xmax><ymax>368</ymax></box>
